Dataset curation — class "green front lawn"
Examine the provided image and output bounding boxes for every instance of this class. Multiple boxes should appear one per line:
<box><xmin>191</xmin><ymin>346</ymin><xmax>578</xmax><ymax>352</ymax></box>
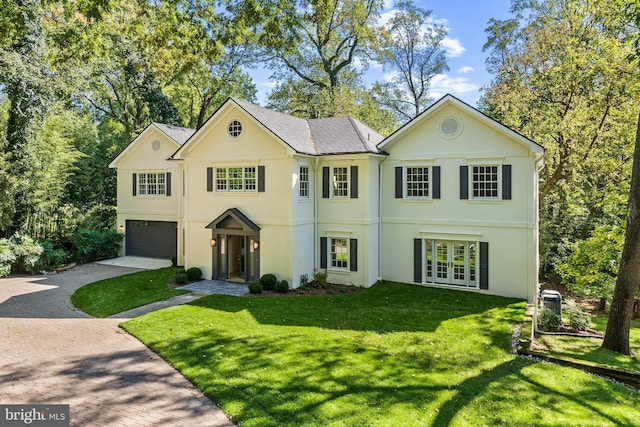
<box><xmin>122</xmin><ymin>282</ymin><xmax>640</xmax><ymax>426</ymax></box>
<box><xmin>537</xmin><ymin>316</ymin><xmax>640</xmax><ymax>372</ymax></box>
<box><xmin>72</xmin><ymin>267</ymin><xmax>188</xmax><ymax>317</ymax></box>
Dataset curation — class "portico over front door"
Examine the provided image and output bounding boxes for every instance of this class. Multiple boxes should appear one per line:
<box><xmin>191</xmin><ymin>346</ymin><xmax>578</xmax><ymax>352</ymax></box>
<box><xmin>206</xmin><ymin>208</ymin><xmax>260</xmax><ymax>282</ymax></box>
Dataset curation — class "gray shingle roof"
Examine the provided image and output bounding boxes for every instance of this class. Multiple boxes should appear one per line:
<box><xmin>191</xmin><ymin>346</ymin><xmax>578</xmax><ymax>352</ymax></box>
<box><xmin>233</xmin><ymin>99</ymin><xmax>382</xmax><ymax>155</ymax></box>
<box><xmin>153</xmin><ymin>123</ymin><xmax>195</xmax><ymax>145</ymax></box>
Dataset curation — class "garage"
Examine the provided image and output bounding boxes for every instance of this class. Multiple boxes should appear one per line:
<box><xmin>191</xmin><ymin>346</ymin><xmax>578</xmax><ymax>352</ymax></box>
<box><xmin>125</xmin><ymin>220</ymin><xmax>177</xmax><ymax>259</ymax></box>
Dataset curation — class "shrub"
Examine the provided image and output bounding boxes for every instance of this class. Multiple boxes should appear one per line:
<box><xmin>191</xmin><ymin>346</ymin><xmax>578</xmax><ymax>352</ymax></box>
<box><xmin>9</xmin><ymin>233</ymin><xmax>43</xmax><ymax>274</ymax></box>
<box><xmin>563</xmin><ymin>299</ymin><xmax>593</xmax><ymax>331</ymax></box>
<box><xmin>539</xmin><ymin>308</ymin><xmax>562</xmax><ymax>331</ymax></box>
<box><xmin>35</xmin><ymin>241</ymin><xmax>69</xmax><ymax>272</ymax></box>
<box><xmin>175</xmin><ymin>272</ymin><xmax>188</xmax><ymax>285</ymax></box>
<box><xmin>248</xmin><ymin>282</ymin><xmax>263</xmax><ymax>294</ymax></box>
<box><xmin>260</xmin><ymin>273</ymin><xmax>277</xmax><ymax>290</ymax></box>
<box><xmin>186</xmin><ymin>267</ymin><xmax>203</xmax><ymax>281</ymax></box>
<box><xmin>312</xmin><ymin>269</ymin><xmax>328</xmax><ymax>288</ymax></box>
<box><xmin>72</xmin><ymin>228</ymin><xmax>122</xmax><ymax>264</ymax></box>
<box><xmin>0</xmin><ymin>239</ymin><xmax>15</xmax><ymax>277</ymax></box>
<box><xmin>276</xmin><ymin>280</ymin><xmax>289</xmax><ymax>293</ymax></box>
<box><xmin>171</xmin><ymin>257</ymin><xmax>177</xmax><ymax>267</ymax></box>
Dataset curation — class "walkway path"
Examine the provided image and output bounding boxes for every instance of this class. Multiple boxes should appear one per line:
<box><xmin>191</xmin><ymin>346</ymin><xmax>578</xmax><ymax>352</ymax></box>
<box><xmin>0</xmin><ymin>264</ymin><xmax>234</xmax><ymax>427</ymax></box>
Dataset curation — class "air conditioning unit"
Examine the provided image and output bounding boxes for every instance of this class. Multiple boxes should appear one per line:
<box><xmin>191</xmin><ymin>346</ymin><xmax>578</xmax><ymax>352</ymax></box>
<box><xmin>540</xmin><ymin>290</ymin><xmax>562</xmax><ymax>316</ymax></box>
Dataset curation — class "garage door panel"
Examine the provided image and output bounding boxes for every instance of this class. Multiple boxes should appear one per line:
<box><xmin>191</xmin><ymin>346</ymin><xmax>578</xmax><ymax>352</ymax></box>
<box><xmin>125</xmin><ymin>220</ymin><xmax>177</xmax><ymax>259</ymax></box>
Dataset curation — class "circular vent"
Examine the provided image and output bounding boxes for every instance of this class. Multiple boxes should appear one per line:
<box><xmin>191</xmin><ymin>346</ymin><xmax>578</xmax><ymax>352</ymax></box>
<box><xmin>440</xmin><ymin>116</ymin><xmax>462</xmax><ymax>138</ymax></box>
<box><xmin>152</xmin><ymin>139</ymin><xmax>161</xmax><ymax>151</ymax></box>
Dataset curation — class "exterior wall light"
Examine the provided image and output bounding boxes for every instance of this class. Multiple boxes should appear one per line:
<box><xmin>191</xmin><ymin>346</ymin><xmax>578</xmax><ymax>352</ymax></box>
<box><xmin>253</xmin><ymin>241</ymin><xmax>260</xmax><ymax>250</ymax></box>
<box><xmin>118</xmin><ymin>225</ymin><xmax>124</xmax><ymax>233</ymax></box>
<box><xmin>210</xmin><ymin>238</ymin><xmax>217</xmax><ymax>247</ymax></box>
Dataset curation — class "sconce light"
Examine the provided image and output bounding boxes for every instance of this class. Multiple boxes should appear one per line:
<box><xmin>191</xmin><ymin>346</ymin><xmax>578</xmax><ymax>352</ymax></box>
<box><xmin>210</xmin><ymin>238</ymin><xmax>217</xmax><ymax>247</ymax></box>
<box><xmin>118</xmin><ymin>225</ymin><xmax>124</xmax><ymax>233</ymax></box>
<box><xmin>253</xmin><ymin>241</ymin><xmax>260</xmax><ymax>251</ymax></box>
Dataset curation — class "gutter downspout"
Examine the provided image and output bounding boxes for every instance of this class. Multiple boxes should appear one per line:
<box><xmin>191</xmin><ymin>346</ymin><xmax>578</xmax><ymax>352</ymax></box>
<box><xmin>378</xmin><ymin>156</ymin><xmax>389</xmax><ymax>281</ymax></box>
<box><xmin>314</xmin><ymin>156</ymin><xmax>320</xmax><ymax>274</ymax></box>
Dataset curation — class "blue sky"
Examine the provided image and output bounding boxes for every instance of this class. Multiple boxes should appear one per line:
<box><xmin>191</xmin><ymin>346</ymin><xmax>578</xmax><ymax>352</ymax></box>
<box><xmin>248</xmin><ymin>0</ymin><xmax>514</xmax><ymax>108</ymax></box>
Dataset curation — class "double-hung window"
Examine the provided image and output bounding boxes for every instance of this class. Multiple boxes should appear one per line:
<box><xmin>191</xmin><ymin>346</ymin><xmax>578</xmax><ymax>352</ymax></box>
<box><xmin>216</xmin><ymin>167</ymin><xmax>256</xmax><ymax>192</ymax></box>
<box><xmin>138</xmin><ymin>172</ymin><xmax>166</xmax><ymax>196</ymax></box>
<box><xmin>330</xmin><ymin>237</ymin><xmax>349</xmax><ymax>270</ymax></box>
<box><xmin>332</xmin><ymin>167</ymin><xmax>349</xmax><ymax>198</ymax></box>
<box><xmin>406</xmin><ymin>166</ymin><xmax>430</xmax><ymax>198</ymax></box>
<box><xmin>472</xmin><ymin>165</ymin><xmax>499</xmax><ymax>199</ymax></box>
<box><xmin>299</xmin><ymin>166</ymin><xmax>309</xmax><ymax>198</ymax></box>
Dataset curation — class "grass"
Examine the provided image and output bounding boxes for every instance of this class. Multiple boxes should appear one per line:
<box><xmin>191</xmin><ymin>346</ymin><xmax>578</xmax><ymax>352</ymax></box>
<box><xmin>537</xmin><ymin>316</ymin><xmax>640</xmax><ymax>372</ymax></box>
<box><xmin>71</xmin><ymin>267</ymin><xmax>188</xmax><ymax>317</ymax></box>
<box><xmin>122</xmin><ymin>282</ymin><xmax>640</xmax><ymax>426</ymax></box>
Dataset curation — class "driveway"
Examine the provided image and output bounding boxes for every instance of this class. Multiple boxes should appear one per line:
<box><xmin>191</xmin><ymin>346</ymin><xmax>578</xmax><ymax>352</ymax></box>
<box><xmin>0</xmin><ymin>264</ymin><xmax>234</xmax><ymax>427</ymax></box>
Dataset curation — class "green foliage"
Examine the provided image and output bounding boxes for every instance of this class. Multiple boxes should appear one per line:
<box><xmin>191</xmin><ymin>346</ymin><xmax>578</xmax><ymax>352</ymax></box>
<box><xmin>72</xmin><ymin>228</ymin><xmax>122</xmax><ymax>264</ymax></box>
<box><xmin>35</xmin><ymin>240</ymin><xmax>68</xmax><ymax>271</ymax></box>
<box><xmin>556</xmin><ymin>225</ymin><xmax>623</xmax><ymax>300</ymax></box>
<box><xmin>175</xmin><ymin>272</ymin><xmax>188</xmax><ymax>285</ymax></box>
<box><xmin>186</xmin><ymin>267</ymin><xmax>202</xmax><ymax>281</ymax></box>
<box><xmin>248</xmin><ymin>281</ymin><xmax>263</xmax><ymax>294</ymax></box>
<box><xmin>482</xmin><ymin>0</ymin><xmax>640</xmax><ymax>281</ymax></box>
<box><xmin>0</xmin><ymin>238</ymin><xmax>15</xmax><ymax>277</ymax></box>
<box><xmin>260</xmin><ymin>273</ymin><xmax>277</xmax><ymax>290</ymax></box>
<box><xmin>275</xmin><ymin>279</ymin><xmax>289</xmax><ymax>293</ymax></box>
<box><xmin>312</xmin><ymin>269</ymin><xmax>328</xmax><ymax>288</ymax></box>
<box><xmin>539</xmin><ymin>308</ymin><xmax>563</xmax><ymax>332</ymax></box>
<box><xmin>563</xmin><ymin>299</ymin><xmax>593</xmax><ymax>331</ymax></box>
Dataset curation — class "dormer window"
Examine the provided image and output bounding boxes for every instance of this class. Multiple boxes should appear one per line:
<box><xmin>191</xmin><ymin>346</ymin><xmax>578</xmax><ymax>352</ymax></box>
<box><xmin>228</xmin><ymin>120</ymin><xmax>243</xmax><ymax>138</ymax></box>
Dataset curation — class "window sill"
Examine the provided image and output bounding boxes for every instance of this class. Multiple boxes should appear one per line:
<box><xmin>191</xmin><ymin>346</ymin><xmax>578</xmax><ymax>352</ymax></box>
<box><xmin>403</xmin><ymin>198</ymin><xmax>433</xmax><ymax>202</ymax></box>
<box><xmin>328</xmin><ymin>268</ymin><xmax>351</xmax><ymax>275</ymax></box>
<box><xmin>467</xmin><ymin>199</ymin><xmax>503</xmax><ymax>204</ymax></box>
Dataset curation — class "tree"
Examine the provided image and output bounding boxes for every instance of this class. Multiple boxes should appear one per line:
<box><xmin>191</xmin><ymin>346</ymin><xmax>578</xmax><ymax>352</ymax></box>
<box><xmin>373</xmin><ymin>0</ymin><xmax>448</xmax><ymax>122</ymax></box>
<box><xmin>481</xmin><ymin>0</ymin><xmax>640</xmax><ymax>277</ymax></box>
<box><xmin>601</xmin><ymin>0</ymin><xmax>640</xmax><ymax>354</ymax></box>
<box><xmin>602</xmin><ymin>113</ymin><xmax>640</xmax><ymax>354</ymax></box>
<box><xmin>266</xmin><ymin>0</ymin><xmax>384</xmax><ymax>118</ymax></box>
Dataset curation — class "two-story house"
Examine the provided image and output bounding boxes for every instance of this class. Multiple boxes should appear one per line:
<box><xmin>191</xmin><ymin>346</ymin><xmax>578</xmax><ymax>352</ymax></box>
<box><xmin>109</xmin><ymin>94</ymin><xmax>544</xmax><ymax>301</ymax></box>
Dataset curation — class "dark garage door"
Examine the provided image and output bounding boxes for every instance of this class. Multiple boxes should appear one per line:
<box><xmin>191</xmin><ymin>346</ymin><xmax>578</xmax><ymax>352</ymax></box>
<box><xmin>125</xmin><ymin>220</ymin><xmax>177</xmax><ymax>259</ymax></box>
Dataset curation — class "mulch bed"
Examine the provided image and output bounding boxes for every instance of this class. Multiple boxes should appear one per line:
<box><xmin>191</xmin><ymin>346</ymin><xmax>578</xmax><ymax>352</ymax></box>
<box><xmin>247</xmin><ymin>282</ymin><xmax>363</xmax><ymax>297</ymax></box>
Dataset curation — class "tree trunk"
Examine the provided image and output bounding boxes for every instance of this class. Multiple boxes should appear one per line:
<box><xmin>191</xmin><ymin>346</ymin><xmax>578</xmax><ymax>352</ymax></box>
<box><xmin>634</xmin><ymin>299</ymin><xmax>640</xmax><ymax>319</ymax></box>
<box><xmin>602</xmin><ymin>112</ymin><xmax>640</xmax><ymax>355</ymax></box>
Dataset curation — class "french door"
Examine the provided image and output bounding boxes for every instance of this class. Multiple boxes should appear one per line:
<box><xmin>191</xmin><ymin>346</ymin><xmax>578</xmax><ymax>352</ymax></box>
<box><xmin>425</xmin><ymin>240</ymin><xmax>477</xmax><ymax>287</ymax></box>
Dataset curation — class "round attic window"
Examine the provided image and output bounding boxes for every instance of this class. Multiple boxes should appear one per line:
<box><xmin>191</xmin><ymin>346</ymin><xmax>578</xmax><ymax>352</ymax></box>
<box><xmin>152</xmin><ymin>139</ymin><xmax>161</xmax><ymax>151</ymax></box>
<box><xmin>228</xmin><ymin>120</ymin><xmax>243</xmax><ymax>138</ymax></box>
<box><xmin>439</xmin><ymin>116</ymin><xmax>462</xmax><ymax>138</ymax></box>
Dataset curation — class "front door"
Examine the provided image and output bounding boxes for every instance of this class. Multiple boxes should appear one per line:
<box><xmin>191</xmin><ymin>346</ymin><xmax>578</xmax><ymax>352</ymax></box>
<box><xmin>212</xmin><ymin>233</ymin><xmax>260</xmax><ymax>282</ymax></box>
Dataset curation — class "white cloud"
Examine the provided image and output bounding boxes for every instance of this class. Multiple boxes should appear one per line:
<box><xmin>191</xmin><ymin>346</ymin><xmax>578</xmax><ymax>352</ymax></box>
<box><xmin>429</xmin><ymin>73</ymin><xmax>479</xmax><ymax>99</ymax></box>
<box><xmin>441</xmin><ymin>37</ymin><xmax>465</xmax><ymax>58</ymax></box>
<box><xmin>457</xmin><ymin>66</ymin><xmax>474</xmax><ymax>74</ymax></box>
<box><xmin>382</xmin><ymin>70</ymin><xmax>398</xmax><ymax>83</ymax></box>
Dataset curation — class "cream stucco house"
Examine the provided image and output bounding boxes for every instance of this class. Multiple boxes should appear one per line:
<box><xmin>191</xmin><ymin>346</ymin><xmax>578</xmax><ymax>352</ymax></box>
<box><xmin>109</xmin><ymin>94</ymin><xmax>544</xmax><ymax>301</ymax></box>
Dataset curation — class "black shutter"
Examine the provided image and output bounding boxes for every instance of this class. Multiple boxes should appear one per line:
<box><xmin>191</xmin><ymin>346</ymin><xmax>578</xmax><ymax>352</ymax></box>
<box><xmin>460</xmin><ymin>166</ymin><xmax>468</xmax><ymax>199</ymax></box>
<box><xmin>350</xmin><ymin>166</ymin><xmax>358</xmax><ymax>199</ymax></box>
<box><xmin>206</xmin><ymin>167</ymin><xmax>213</xmax><ymax>192</ymax></box>
<box><xmin>322</xmin><ymin>167</ymin><xmax>330</xmax><ymax>198</ymax></box>
<box><xmin>432</xmin><ymin>166</ymin><xmax>441</xmax><ymax>199</ymax></box>
<box><xmin>502</xmin><ymin>164</ymin><xmax>512</xmax><ymax>200</ymax></box>
<box><xmin>132</xmin><ymin>173</ymin><xmax>137</xmax><ymax>196</ymax></box>
<box><xmin>166</xmin><ymin>172</ymin><xmax>172</xmax><ymax>196</ymax></box>
<box><xmin>395</xmin><ymin>167</ymin><xmax>403</xmax><ymax>198</ymax></box>
<box><xmin>479</xmin><ymin>242</ymin><xmax>489</xmax><ymax>289</ymax></box>
<box><xmin>350</xmin><ymin>239</ymin><xmax>357</xmax><ymax>272</ymax></box>
<box><xmin>414</xmin><ymin>238</ymin><xmax>422</xmax><ymax>283</ymax></box>
<box><xmin>320</xmin><ymin>237</ymin><xmax>328</xmax><ymax>269</ymax></box>
<box><xmin>258</xmin><ymin>166</ymin><xmax>265</xmax><ymax>192</ymax></box>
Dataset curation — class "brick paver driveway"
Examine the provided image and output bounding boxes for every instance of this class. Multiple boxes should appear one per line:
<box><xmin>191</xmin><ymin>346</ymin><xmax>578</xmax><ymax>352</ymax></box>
<box><xmin>0</xmin><ymin>264</ymin><xmax>234</xmax><ymax>426</ymax></box>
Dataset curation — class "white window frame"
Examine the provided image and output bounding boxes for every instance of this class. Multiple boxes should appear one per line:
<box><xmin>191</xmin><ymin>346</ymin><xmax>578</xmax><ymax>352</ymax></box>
<box><xmin>138</xmin><ymin>172</ymin><xmax>166</xmax><ymax>196</ymax></box>
<box><xmin>330</xmin><ymin>237</ymin><xmax>349</xmax><ymax>270</ymax></box>
<box><xmin>405</xmin><ymin>166</ymin><xmax>431</xmax><ymax>199</ymax></box>
<box><xmin>471</xmin><ymin>165</ymin><xmax>500</xmax><ymax>200</ymax></box>
<box><xmin>332</xmin><ymin>166</ymin><xmax>349</xmax><ymax>198</ymax></box>
<box><xmin>215</xmin><ymin>167</ymin><xmax>257</xmax><ymax>192</ymax></box>
<box><xmin>299</xmin><ymin>166</ymin><xmax>309</xmax><ymax>198</ymax></box>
